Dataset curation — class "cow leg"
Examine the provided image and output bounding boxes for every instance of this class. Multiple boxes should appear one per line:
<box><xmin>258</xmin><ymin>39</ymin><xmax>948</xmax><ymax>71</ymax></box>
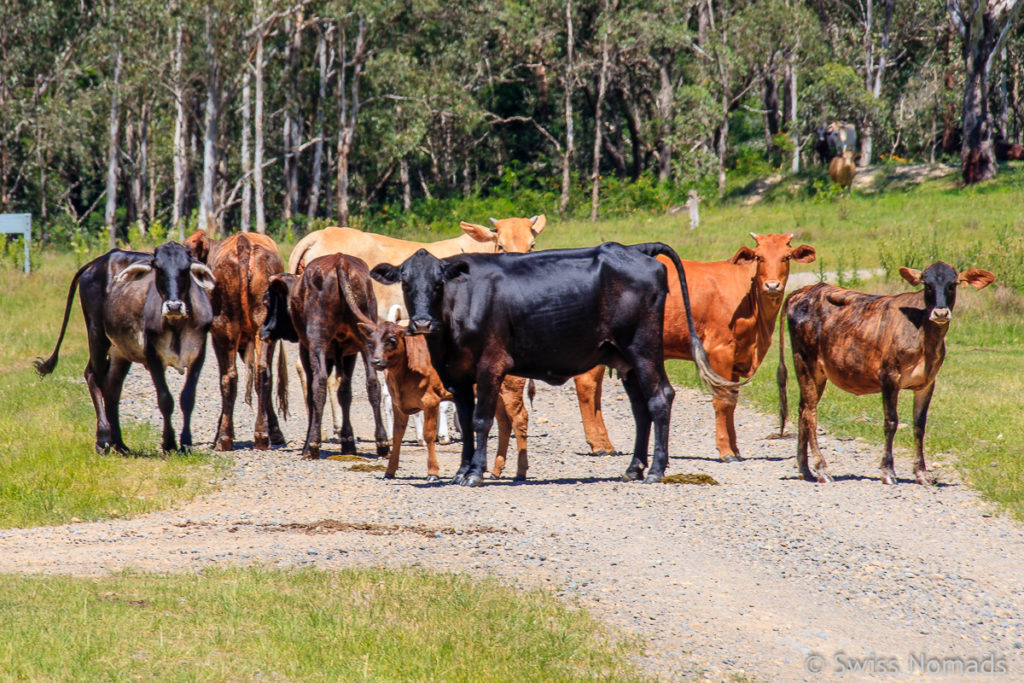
<box><xmin>451</xmin><ymin>386</ymin><xmax>477</xmax><ymax>485</ymax></box>
<box><xmin>912</xmin><ymin>384</ymin><xmax>936</xmax><ymax>485</ymax></box>
<box><xmin>621</xmin><ymin>371</ymin><xmax>654</xmax><ymax>482</ymax></box>
<box><xmin>492</xmin><ymin>396</ymin><xmax>511</xmax><ymax>480</ymax></box>
<box><xmin>712</xmin><ymin>387</ymin><xmax>742</xmax><ymax>462</ymax></box>
<box><xmin>794</xmin><ymin>353</ymin><xmax>831</xmax><ymax>483</ymax></box>
<box><xmin>262</xmin><ymin>341</ymin><xmax>286</xmax><ymax>447</ymax></box>
<box><xmin>101</xmin><ymin>357</ymin><xmax>132</xmax><ymax>454</ymax></box>
<box><xmin>385</xmin><ymin>407</ymin><xmax>409</xmax><ymax>479</ymax></box>
<box><xmin>422</xmin><ymin>404</ymin><xmax>441</xmax><ymax>481</ymax></box>
<box><xmin>212</xmin><ymin>338</ymin><xmax>238</xmax><ymax>451</ymax></box>
<box><xmin>628</xmin><ymin>360</ymin><xmax>675</xmax><ymax>484</ymax></box>
<box><xmin>437</xmin><ymin>400</ymin><xmax>452</xmax><ymax>444</ymax></box>
<box><xmin>84</xmin><ymin>328</ymin><xmax>115</xmax><ymax>452</ymax></box>
<box><xmin>574</xmin><ymin>366</ymin><xmax>617</xmax><ymax>454</ymax></box>
<box><xmin>413</xmin><ymin>412</ymin><xmax>426</xmax><ymax>445</ymax></box>
<box><xmin>145</xmin><ymin>348</ymin><xmax>178</xmax><ymax>453</ymax></box>
<box><xmin>879</xmin><ymin>379</ymin><xmax>901</xmax><ymax>485</ymax></box>
<box><xmin>497</xmin><ymin>377</ymin><xmax>529</xmax><ymax>481</ymax></box>
<box><xmin>301</xmin><ymin>345</ymin><xmax>328</xmax><ymax>460</ymax></box>
<box><xmin>252</xmin><ymin>338</ymin><xmax>270</xmax><ymax>451</ymax></box>
<box><xmin>359</xmin><ymin>350</ymin><xmax>389</xmax><ymax>457</ymax></box>
<box><xmin>381</xmin><ymin>378</ymin><xmax>394</xmax><ymax>440</ymax></box>
<box><xmin>178</xmin><ymin>341</ymin><xmax>206</xmax><ymax>451</ymax></box>
<box><xmin>336</xmin><ymin>354</ymin><xmax>357</xmax><ymax>455</ymax></box>
<box><xmin>461</xmin><ymin>363</ymin><xmax>507</xmax><ymax>487</ymax></box>
<box><xmin>327</xmin><ymin>371</ymin><xmax>345</xmax><ymax>439</ymax></box>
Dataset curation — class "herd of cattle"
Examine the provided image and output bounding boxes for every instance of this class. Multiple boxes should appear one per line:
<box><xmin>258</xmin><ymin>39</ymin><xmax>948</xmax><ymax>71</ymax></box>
<box><xmin>34</xmin><ymin>216</ymin><xmax>994</xmax><ymax>486</ymax></box>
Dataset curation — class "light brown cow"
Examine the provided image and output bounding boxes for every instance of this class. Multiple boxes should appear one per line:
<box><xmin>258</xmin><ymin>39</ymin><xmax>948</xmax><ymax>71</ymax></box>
<box><xmin>359</xmin><ymin>320</ymin><xmax>530</xmax><ymax>481</ymax></box>
<box><xmin>288</xmin><ymin>216</ymin><xmax>546</xmax><ymax>319</ymax></box>
<box><xmin>574</xmin><ymin>233</ymin><xmax>815</xmax><ymax>461</ymax></box>
<box><xmin>829</xmin><ymin>151</ymin><xmax>857</xmax><ymax>190</ymax></box>
<box><xmin>185</xmin><ymin>229</ymin><xmax>288</xmax><ymax>451</ymax></box>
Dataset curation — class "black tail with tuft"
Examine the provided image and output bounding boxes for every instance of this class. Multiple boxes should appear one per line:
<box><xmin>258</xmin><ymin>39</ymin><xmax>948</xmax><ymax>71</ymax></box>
<box><xmin>34</xmin><ymin>262</ymin><xmax>90</xmax><ymax>377</ymax></box>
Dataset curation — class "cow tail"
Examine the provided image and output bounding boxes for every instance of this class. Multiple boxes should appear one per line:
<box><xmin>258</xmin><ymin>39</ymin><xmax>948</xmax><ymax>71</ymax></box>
<box><xmin>633</xmin><ymin>242</ymin><xmax>739</xmax><ymax>391</ymax></box>
<box><xmin>276</xmin><ymin>342</ymin><xmax>289</xmax><ymax>419</ymax></box>
<box><xmin>237</xmin><ymin>237</ymin><xmax>257</xmax><ymax>407</ymax></box>
<box><xmin>243</xmin><ymin>343</ymin><xmax>256</xmax><ymax>407</ymax></box>
<box><xmin>34</xmin><ymin>262</ymin><xmax>90</xmax><ymax>377</ymax></box>
<box><xmin>527</xmin><ymin>379</ymin><xmax>536</xmax><ymax>410</ymax></box>
<box><xmin>336</xmin><ymin>261</ymin><xmax>376</xmax><ymax>329</ymax></box>
<box><xmin>776</xmin><ymin>303</ymin><xmax>788</xmax><ymax>437</ymax></box>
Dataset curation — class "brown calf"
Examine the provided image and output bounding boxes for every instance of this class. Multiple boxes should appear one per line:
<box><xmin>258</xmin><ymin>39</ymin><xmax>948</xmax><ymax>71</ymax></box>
<box><xmin>185</xmin><ymin>229</ymin><xmax>288</xmax><ymax>451</ymax></box>
<box><xmin>574</xmin><ymin>233</ymin><xmax>815</xmax><ymax>460</ymax></box>
<box><xmin>360</xmin><ymin>320</ymin><xmax>530</xmax><ymax>481</ymax></box>
<box><xmin>260</xmin><ymin>254</ymin><xmax>388</xmax><ymax>459</ymax></box>
<box><xmin>781</xmin><ymin>262</ymin><xmax>994</xmax><ymax>484</ymax></box>
<box><xmin>828</xmin><ymin>151</ymin><xmax>857</xmax><ymax>190</ymax></box>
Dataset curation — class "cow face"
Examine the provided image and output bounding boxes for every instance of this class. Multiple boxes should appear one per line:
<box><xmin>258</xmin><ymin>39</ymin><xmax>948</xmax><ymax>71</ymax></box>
<box><xmin>900</xmin><ymin>262</ymin><xmax>995</xmax><ymax>325</ymax></box>
<box><xmin>358</xmin><ymin>320</ymin><xmax>404</xmax><ymax>371</ymax></box>
<box><xmin>115</xmin><ymin>242</ymin><xmax>215</xmax><ymax>319</ymax></box>
<box><xmin>729</xmin><ymin>233</ymin><xmax>816</xmax><ymax>300</ymax></box>
<box><xmin>459</xmin><ymin>215</ymin><xmax>545</xmax><ymax>254</ymax></box>
<box><xmin>370</xmin><ymin>249</ymin><xmax>469</xmax><ymax>335</ymax></box>
<box><xmin>260</xmin><ymin>273</ymin><xmax>299</xmax><ymax>342</ymax></box>
<box><xmin>183</xmin><ymin>229</ymin><xmax>213</xmax><ymax>263</ymax></box>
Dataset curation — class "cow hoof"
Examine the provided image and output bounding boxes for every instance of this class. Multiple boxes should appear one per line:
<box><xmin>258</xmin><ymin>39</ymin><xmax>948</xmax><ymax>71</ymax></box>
<box><xmin>426</xmin><ymin>475</ymin><xmax>439</xmax><ymax>483</ymax></box>
<box><xmin>438</xmin><ymin>437</ymin><xmax>452</xmax><ymax>445</ymax></box>
<box><xmin>270</xmin><ymin>431</ymin><xmax>286</xmax><ymax>447</ymax></box>
<box><xmin>452</xmin><ymin>473</ymin><xmax>465</xmax><ymax>485</ymax></box>
<box><xmin>253</xmin><ymin>436</ymin><xmax>269</xmax><ymax>451</ymax></box>
<box><xmin>916</xmin><ymin>472</ymin><xmax>934</xmax><ymax>486</ymax></box>
<box><xmin>621</xmin><ymin>469</ymin><xmax>644</xmax><ymax>482</ymax></box>
<box><xmin>303</xmin><ymin>448</ymin><xmax>321</xmax><ymax>460</ymax></box>
<box><xmin>720</xmin><ymin>454</ymin><xmax>739</xmax><ymax>463</ymax></box>
<box><xmin>461</xmin><ymin>473</ymin><xmax>485</xmax><ymax>487</ymax></box>
<box><xmin>161</xmin><ymin>442</ymin><xmax>178</xmax><ymax>453</ymax></box>
<box><xmin>383</xmin><ymin>472</ymin><xmax>396</xmax><ymax>480</ymax></box>
<box><xmin>377</xmin><ymin>443</ymin><xmax>391</xmax><ymax>458</ymax></box>
<box><xmin>643</xmin><ymin>473</ymin><xmax>664</xmax><ymax>484</ymax></box>
<box><xmin>514</xmin><ymin>474</ymin><xmax>527</xmax><ymax>483</ymax></box>
<box><xmin>881</xmin><ymin>474</ymin><xmax>897</xmax><ymax>485</ymax></box>
<box><xmin>817</xmin><ymin>472</ymin><xmax>835</xmax><ymax>484</ymax></box>
<box><xmin>340</xmin><ymin>440</ymin><xmax>357</xmax><ymax>455</ymax></box>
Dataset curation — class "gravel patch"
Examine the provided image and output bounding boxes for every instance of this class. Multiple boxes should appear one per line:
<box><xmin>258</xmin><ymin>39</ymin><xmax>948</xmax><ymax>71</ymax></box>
<box><xmin>1</xmin><ymin>342</ymin><xmax>1022</xmax><ymax>682</ymax></box>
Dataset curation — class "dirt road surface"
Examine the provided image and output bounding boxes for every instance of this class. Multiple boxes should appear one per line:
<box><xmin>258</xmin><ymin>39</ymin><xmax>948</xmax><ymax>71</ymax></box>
<box><xmin>1</xmin><ymin>345</ymin><xmax>1022</xmax><ymax>681</ymax></box>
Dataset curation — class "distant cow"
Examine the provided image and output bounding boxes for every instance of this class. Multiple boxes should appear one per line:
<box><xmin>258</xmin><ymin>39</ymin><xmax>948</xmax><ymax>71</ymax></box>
<box><xmin>825</xmin><ymin>121</ymin><xmax>857</xmax><ymax>157</ymax></box>
<box><xmin>829</xmin><ymin>151</ymin><xmax>857</xmax><ymax>190</ymax></box>
<box><xmin>260</xmin><ymin>254</ymin><xmax>388</xmax><ymax>459</ymax></box>
<box><xmin>184</xmin><ymin>229</ymin><xmax>288</xmax><ymax>451</ymax></box>
<box><xmin>995</xmin><ymin>137</ymin><xmax>1024</xmax><ymax>161</ymax></box>
<box><xmin>359</xmin><ymin>320</ymin><xmax>530</xmax><ymax>481</ymax></box>
<box><xmin>780</xmin><ymin>262</ymin><xmax>994</xmax><ymax>484</ymax></box>
<box><xmin>371</xmin><ymin>243</ymin><xmax>736</xmax><ymax>487</ymax></box>
<box><xmin>574</xmin><ymin>233</ymin><xmax>815</xmax><ymax>460</ymax></box>
<box><xmin>35</xmin><ymin>243</ymin><xmax>215</xmax><ymax>452</ymax></box>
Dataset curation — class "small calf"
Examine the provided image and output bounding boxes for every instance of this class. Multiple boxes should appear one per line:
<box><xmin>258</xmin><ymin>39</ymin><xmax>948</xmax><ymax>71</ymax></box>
<box><xmin>780</xmin><ymin>262</ymin><xmax>994</xmax><ymax>484</ymax></box>
<box><xmin>360</xmin><ymin>320</ymin><xmax>529</xmax><ymax>481</ymax></box>
<box><xmin>828</xmin><ymin>151</ymin><xmax>856</xmax><ymax>190</ymax></box>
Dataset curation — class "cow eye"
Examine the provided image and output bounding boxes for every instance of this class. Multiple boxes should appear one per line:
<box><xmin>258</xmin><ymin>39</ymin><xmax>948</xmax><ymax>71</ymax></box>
<box><xmin>388</xmin><ymin>336</ymin><xmax>397</xmax><ymax>345</ymax></box>
<box><xmin>496</xmin><ymin>245</ymin><xmax>505</xmax><ymax>253</ymax></box>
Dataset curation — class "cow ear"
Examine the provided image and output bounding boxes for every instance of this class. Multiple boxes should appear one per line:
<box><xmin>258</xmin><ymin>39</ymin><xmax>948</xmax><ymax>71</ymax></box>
<box><xmin>190</xmin><ymin>262</ymin><xmax>216</xmax><ymax>291</ymax></box>
<box><xmin>268</xmin><ymin>273</ymin><xmax>293</xmax><ymax>298</ymax></box>
<box><xmin>184</xmin><ymin>229</ymin><xmax>211</xmax><ymax>263</ymax></box>
<box><xmin>791</xmin><ymin>245</ymin><xmax>816</xmax><ymax>263</ymax></box>
<box><xmin>460</xmin><ymin>221</ymin><xmax>497</xmax><ymax>243</ymax></box>
<box><xmin>958</xmin><ymin>268</ymin><xmax>995</xmax><ymax>290</ymax></box>
<box><xmin>115</xmin><ymin>261</ymin><xmax>153</xmax><ymax>283</ymax></box>
<box><xmin>899</xmin><ymin>267</ymin><xmax>923</xmax><ymax>286</ymax></box>
<box><xmin>356</xmin><ymin>322</ymin><xmax>375</xmax><ymax>339</ymax></box>
<box><xmin>729</xmin><ymin>246</ymin><xmax>757</xmax><ymax>266</ymax></box>
<box><xmin>371</xmin><ymin>263</ymin><xmax>400</xmax><ymax>285</ymax></box>
<box><xmin>529</xmin><ymin>215</ymin><xmax>546</xmax><ymax>236</ymax></box>
<box><xmin>442</xmin><ymin>260</ymin><xmax>470</xmax><ymax>281</ymax></box>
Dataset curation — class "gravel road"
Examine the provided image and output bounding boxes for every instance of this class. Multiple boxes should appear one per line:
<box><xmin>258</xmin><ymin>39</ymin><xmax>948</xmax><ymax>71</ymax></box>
<box><xmin>2</xmin><ymin>344</ymin><xmax>1022</xmax><ymax>682</ymax></box>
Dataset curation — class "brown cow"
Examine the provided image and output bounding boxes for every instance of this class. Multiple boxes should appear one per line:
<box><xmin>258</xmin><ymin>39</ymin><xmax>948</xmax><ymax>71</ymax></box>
<box><xmin>575</xmin><ymin>233</ymin><xmax>815</xmax><ymax>461</ymax></box>
<box><xmin>829</xmin><ymin>151</ymin><xmax>857</xmax><ymax>190</ymax></box>
<box><xmin>260</xmin><ymin>254</ymin><xmax>388</xmax><ymax>460</ymax></box>
<box><xmin>781</xmin><ymin>262</ymin><xmax>994</xmax><ymax>484</ymax></box>
<box><xmin>359</xmin><ymin>320</ymin><xmax>530</xmax><ymax>481</ymax></box>
<box><xmin>184</xmin><ymin>229</ymin><xmax>288</xmax><ymax>451</ymax></box>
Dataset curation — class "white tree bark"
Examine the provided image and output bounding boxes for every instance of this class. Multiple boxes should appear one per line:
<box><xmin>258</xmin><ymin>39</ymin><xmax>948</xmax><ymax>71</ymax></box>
<box><xmin>560</xmin><ymin>0</ymin><xmax>575</xmax><ymax>218</ymax></box>
<box><xmin>241</xmin><ymin>68</ymin><xmax>252</xmax><ymax>232</ymax></box>
<box><xmin>336</xmin><ymin>16</ymin><xmax>367</xmax><ymax>227</ymax></box>
<box><xmin>173</xmin><ymin>17</ymin><xmax>188</xmax><ymax>240</ymax></box>
<box><xmin>197</xmin><ymin>4</ymin><xmax>218</xmax><ymax>234</ymax></box>
<box><xmin>308</xmin><ymin>22</ymin><xmax>328</xmax><ymax>221</ymax></box>
<box><xmin>590</xmin><ymin>0</ymin><xmax>613</xmax><ymax>222</ymax></box>
<box><xmin>789</xmin><ymin>62</ymin><xmax>800</xmax><ymax>173</ymax></box>
<box><xmin>105</xmin><ymin>47</ymin><xmax>122</xmax><ymax>250</ymax></box>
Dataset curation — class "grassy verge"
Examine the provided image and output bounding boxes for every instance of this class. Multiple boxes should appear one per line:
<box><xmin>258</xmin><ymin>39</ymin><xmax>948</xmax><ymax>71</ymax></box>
<box><xmin>0</xmin><ymin>252</ymin><xmax>226</xmax><ymax>529</ymax></box>
<box><xmin>0</xmin><ymin>566</ymin><xmax>643</xmax><ymax>682</ymax></box>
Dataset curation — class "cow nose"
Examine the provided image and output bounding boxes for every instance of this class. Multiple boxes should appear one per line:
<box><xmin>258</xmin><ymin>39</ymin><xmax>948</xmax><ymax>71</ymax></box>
<box><xmin>162</xmin><ymin>300</ymin><xmax>186</xmax><ymax>317</ymax></box>
<box><xmin>763</xmin><ymin>280</ymin><xmax>783</xmax><ymax>295</ymax></box>
<box><xmin>930</xmin><ymin>307</ymin><xmax>952</xmax><ymax>323</ymax></box>
<box><xmin>372</xmin><ymin>358</ymin><xmax>388</xmax><ymax>370</ymax></box>
<box><xmin>409</xmin><ymin>318</ymin><xmax>434</xmax><ymax>334</ymax></box>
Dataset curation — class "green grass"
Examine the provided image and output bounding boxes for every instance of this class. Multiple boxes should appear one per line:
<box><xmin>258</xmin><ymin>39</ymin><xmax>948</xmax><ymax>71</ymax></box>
<box><xmin>0</xmin><ymin>252</ymin><xmax>226</xmax><ymax>529</ymax></box>
<box><xmin>0</xmin><ymin>566</ymin><xmax>643</xmax><ymax>682</ymax></box>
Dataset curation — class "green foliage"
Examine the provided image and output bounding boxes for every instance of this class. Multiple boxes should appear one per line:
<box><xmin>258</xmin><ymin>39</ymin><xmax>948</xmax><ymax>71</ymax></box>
<box><xmin>0</xmin><ymin>567</ymin><xmax>645</xmax><ymax>681</ymax></box>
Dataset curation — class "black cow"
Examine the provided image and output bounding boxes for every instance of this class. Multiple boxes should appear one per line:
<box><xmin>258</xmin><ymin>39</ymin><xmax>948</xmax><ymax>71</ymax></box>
<box><xmin>371</xmin><ymin>243</ymin><xmax>736</xmax><ymax>487</ymax></box>
<box><xmin>35</xmin><ymin>242</ymin><xmax>216</xmax><ymax>452</ymax></box>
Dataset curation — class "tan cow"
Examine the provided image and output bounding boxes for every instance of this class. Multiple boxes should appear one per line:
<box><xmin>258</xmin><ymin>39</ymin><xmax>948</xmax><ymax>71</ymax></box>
<box><xmin>829</xmin><ymin>151</ymin><xmax>857</xmax><ymax>190</ymax></box>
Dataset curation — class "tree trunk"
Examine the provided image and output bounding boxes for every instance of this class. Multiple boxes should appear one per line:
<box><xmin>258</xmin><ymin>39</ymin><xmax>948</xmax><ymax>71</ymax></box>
<box><xmin>308</xmin><ymin>23</ymin><xmax>328</xmax><ymax>221</ymax></box>
<box><xmin>400</xmin><ymin>157</ymin><xmax>411</xmax><ymax>211</ymax></box>
<box><xmin>560</xmin><ymin>0</ymin><xmax>574</xmax><ymax>218</ymax></box>
<box><xmin>105</xmin><ymin>47</ymin><xmax>122</xmax><ymax>250</ymax></box>
<box><xmin>655</xmin><ymin>55</ymin><xmax>673</xmax><ymax>183</ymax></box>
<box><xmin>336</xmin><ymin>16</ymin><xmax>367</xmax><ymax>227</ymax></box>
<box><xmin>173</xmin><ymin>17</ymin><xmax>188</xmax><ymax>240</ymax></box>
<box><xmin>198</xmin><ymin>4</ymin><xmax>218</xmax><ymax>234</ymax></box>
<box><xmin>789</xmin><ymin>61</ymin><xmax>800</xmax><ymax>173</ymax></box>
<box><xmin>241</xmin><ymin>68</ymin><xmax>252</xmax><ymax>232</ymax></box>
<box><xmin>590</xmin><ymin>0</ymin><xmax>613</xmax><ymax>222</ymax></box>
<box><xmin>254</xmin><ymin>0</ymin><xmax>267</xmax><ymax>234</ymax></box>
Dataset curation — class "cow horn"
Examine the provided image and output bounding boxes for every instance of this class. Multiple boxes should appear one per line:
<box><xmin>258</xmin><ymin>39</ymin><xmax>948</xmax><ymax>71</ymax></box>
<box><xmin>190</xmin><ymin>262</ymin><xmax>216</xmax><ymax>291</ymax></box>
<box><xmin>115</xmin><ymin>262</ymin><xmax>153</xmax><ymax>283</ymax></box>
<box><xmin>489</xmin><ymin>217</ymin><xmax>499</xmax><ymax>227</ymax></box>
<box><xmin>749</xmin><ymin>232</ymin><xmax>761</xmax><ymax>242</ymax></box>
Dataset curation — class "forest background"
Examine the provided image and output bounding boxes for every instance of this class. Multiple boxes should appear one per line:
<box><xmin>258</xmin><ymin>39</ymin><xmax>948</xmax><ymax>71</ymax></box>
<box><xmin>2</xmin><ymin>0</ymin><xmax>1022</xmax><ymax>248</ymax></box>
